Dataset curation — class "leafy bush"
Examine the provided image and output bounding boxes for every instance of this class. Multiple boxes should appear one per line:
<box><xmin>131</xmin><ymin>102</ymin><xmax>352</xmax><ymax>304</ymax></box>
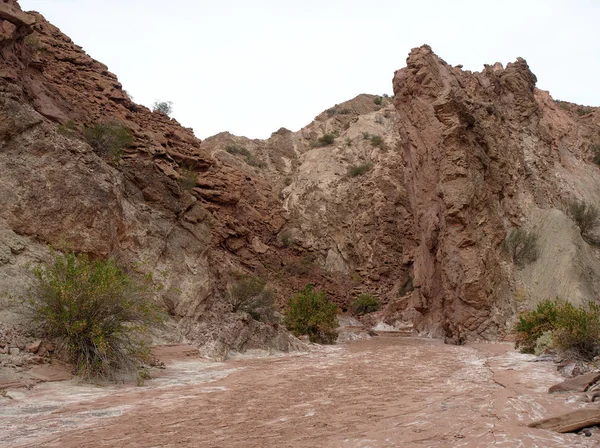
<box><xmin>279</xmin><ymin>229</ymin><xmax>294</xmax><ymax>248</ymax></box>
<box><xmin>285</xmin><ymin>285</ymin><xmax>338</xmax><ymax>344</ymax></box>
<box><xmin>152</xmin><ymin>101</ymin><xmax>173</xmax><ymax>115</ymax></box>
<box><xmin>503</xmin><ymin>228</ymin><xmax>539</xmax><ymax>267</ymax></box>
<box><xmin>514</xmin><ymin>298</ymin><xmax>600</xmax><ymax>360</ymax></box>
<box><xmin>315</xmin><ymin>134</ymin><xmax>335</xmax><ymax>147</ymax></box>
<box><xmin>225</xmin><ymin>145</ymin><xmax>251</xmax><ymax>157</ymax></box>
<box><xmin>348</xmin><ymin>162</ymin><xmax>373</xmax><ymax>177</ymax></box>
<box><xmin>245</xmin><ymin>154</ymin><xmax>266</xmax><ymax>168</ymax></box>
<box><xmin>225</xmin><ymin>145</ymin><xmax>264</xmax><ymax>167</ymax></box>
<box><xmin>514</xmin><ymin>299</ymin><xmax>561</xmax><ymax>353</ymax></box>
<box><xmin>83</xmin><ymin>122</ymin><xmax>133</xmax><ymax>162</ymax></box>
<box><xmin>568</xmin><ymin>200</ymin><xmax>600</xmax><ymax>239</ymax></box>
<box><xmin>56</xmin><ymin>120</ymin><xmax>78</xmax><ymax>137</ymax></box>
<box><xmin>227</xmin><ymin>275</ymin><xmax>276</xmax><ymax>323</ymax></box>
<box><xmin>29</xmin><ymin>253</ymin><xmax>161</xmax><ymax>379</ymax></box>
<box><xmin>534</xmin><ymin>330</ymin><xmax>554</xmax><ymax>356</ymax></box>
<box><xmin>325</xmin><ymin>107</ymin><xmax>337</xmax><ymax>117</ymax></box>
<box><xmin>577</xmin><ymin>108</ymin><xmax>592</xmax><ymax>116</ymax></box>
<box><xmin>373</xmin><ymin>96</ymin><xmax>383</xmax><ymax>106</ymax></box>
<box><xmin>370</xmin><ymin>135</ymin><xmax>383</xmax><ymax>147</ymax></box>
<box><xmin>352</xmin><ymin>294</ymin><xmax>380</xmax><ymax>315</ymax></box>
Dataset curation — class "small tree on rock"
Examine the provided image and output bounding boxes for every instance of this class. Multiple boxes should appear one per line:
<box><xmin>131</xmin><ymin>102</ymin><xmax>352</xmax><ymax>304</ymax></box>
<box><xmin>152</xmin><ymin>101</ymin><xmax>173</xmax><ymax>116</ymax></box>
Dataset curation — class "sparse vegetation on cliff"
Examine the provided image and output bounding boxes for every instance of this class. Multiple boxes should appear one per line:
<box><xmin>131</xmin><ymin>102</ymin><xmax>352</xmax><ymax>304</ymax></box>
<box><xmin>225</xmin><ymin>144</ymin><xmax>264</xmax><ymax>168</ymax></box>
<box><xmin>314</xmin><ymin>134</ymin><xmax>335</xmax><ymax>147</ymax></box>
<box><xmin>227</xmin><ymin>275</ymin><xmax>276</xmax><ymax>323</ymax></box>
<box><xmin>348</xmin><ymin>162</ymin><xmax>373</xmax><ymax>177</ymax></box>
<box><xmin>503</xmin><ymin>228</ymin><xmax>539</xmax><ymax>267</ymax></box>
<box><xmin>352</xmin><ymin>294</ymin><xmax>380</xmax><ymax>315</ymax></box>
<box><xmin>29</xmin><ymin>253</ymin><xmax>162</xmax><ymax>380</ymax></box>
<box><xmin>56</xmin><ymin>119</ymin><xmax>77</xmax><ymax>137</ymax></box>
<box><xmin>568</xmin><ymin>200</ymin><xmax>600</xmax><ymax>240</ymax></box>
<box><xmin>370</xmin><ymin>135</ymin><xmax>383</xmax><ymax>147</ymax></box>
<box><xmin>285</xmin><ymin>285</ymin><xmax>338</xmax><ymax>343</ymax></box>
<box><xmin>514</xmin><ymin>298</ymin><xmax>600</xmax><ymax>360</ymax></box>
<box><xmin>152</xmin><ymin>101</ymin><xmax>173</xmax><ymax>116</ymax></box>
<box><xmin>83</xmin><ymin>122</ymin><xmax>133</xmax><ymax>162</ymax></box>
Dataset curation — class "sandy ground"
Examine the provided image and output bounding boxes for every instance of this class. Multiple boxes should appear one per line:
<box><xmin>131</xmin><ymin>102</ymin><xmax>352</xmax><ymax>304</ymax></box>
<box><xmin>0</xmin><ymin>336</ymin><xmax>597</xmax><ymax>447</ymax></box>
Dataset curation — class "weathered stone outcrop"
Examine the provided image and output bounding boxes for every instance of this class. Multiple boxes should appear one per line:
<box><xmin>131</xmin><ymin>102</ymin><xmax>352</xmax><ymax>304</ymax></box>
<box><xmin>3</xmin><ymin>0</ymin><xmax>600</xmax><ymax>354</ymax></box>
<box><xmin>393</xmin><ymin>45</ymin><xmax>600</xmax><ymax>341</ymax></box>
<box><xmin>0</xmin><ymin>1</ymin><xmax>299</xmax><ymax>359</ymax></box>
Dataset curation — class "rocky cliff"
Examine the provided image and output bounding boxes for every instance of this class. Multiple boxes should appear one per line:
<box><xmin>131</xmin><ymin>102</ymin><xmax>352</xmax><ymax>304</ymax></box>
<box><xmin>393</xmin><ymin>46</ymin><xmax>600</xmax><ymax>341</ymax></box>
<box><xmin>2</xmin><ymin>0</ymin><xmax>600</xmax><ymax>358</ymax></box>
<box><xmin>0</xmin><ymin>0</ymin><xmax>301</xmax><ymax>359</ymax></box>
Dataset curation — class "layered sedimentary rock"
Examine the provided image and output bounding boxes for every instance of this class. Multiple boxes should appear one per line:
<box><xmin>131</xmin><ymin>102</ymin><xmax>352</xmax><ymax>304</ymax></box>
<box><xmin>0</xmin><ymin>1</ymin><xmax>299</xmax><ymax>359</ymax></box>
<box><xmin>3</xmin><ymin>0</ymin><xmax>600</xmax><ymax>353</ymax></box>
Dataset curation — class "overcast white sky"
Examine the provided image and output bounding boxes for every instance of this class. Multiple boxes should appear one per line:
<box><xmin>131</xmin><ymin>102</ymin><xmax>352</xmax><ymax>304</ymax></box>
<box><xmin>19</xmin><ymin>0</ymin><xmax>600</xmax><ymax>139</ymax></box>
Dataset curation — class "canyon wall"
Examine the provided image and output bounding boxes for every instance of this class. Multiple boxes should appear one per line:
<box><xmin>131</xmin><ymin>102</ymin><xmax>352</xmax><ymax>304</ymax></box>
<box><xmin>2</xmin><ymin>0</ymin><xmax>600</xmax><ymax>354</ymax></box>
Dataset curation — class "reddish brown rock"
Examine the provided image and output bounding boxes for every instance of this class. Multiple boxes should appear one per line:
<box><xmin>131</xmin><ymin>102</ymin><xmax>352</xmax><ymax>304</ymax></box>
<box><xmin>549</xmin><ymin>372</ymin><xmax>600</xmax><ymax>394</ymax></box>
<box><xmin>392</xmin><ymin>45</ymin><xmax>600</xmax><ymax>341</ymax></box>
<box><xmin>529</xmin><ymin>406</ymin><xmax>600</xmax><ymax>433</ymax></box>
<box><xmin>25</xmin><ymin>340</ymin><xmax>41</xmax><ymax>353</ymax></box>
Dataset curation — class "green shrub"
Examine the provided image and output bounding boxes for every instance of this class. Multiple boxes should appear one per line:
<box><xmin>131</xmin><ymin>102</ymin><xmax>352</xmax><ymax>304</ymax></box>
<box><xmin>373</xmin><ymin>96</ymin><xmax>383</xmax><ymax>106</ymax></box>
<box><xmin>568</xmin><ymin>200</ymin><xmax>600</xmax><ymax>239</ymax></box>
<box><xmin>553</xmin><ymin>301</ymin><xmax>600</xmax><ymax>360</ymax></box>
<box><xmin>246</xmin><ymin>154</ymin><xmax>266</xmax><ymax>168</ymax></box>
<box><xmin>514</xmin><ymin>299</ymin><xmax>561</xmax><ymax>354</ymax></box>
<box><xmin>534</xmin><ymin>330</ymin><xmax>554</xmax><ymax>356</ymax></box>
<box><xmin>348</xmin><ymin>162</ymin><xmax>373</xmax><ymax>177</ymax></box>
<box><xmin>362</xmin><ymin>132</ymin><xmax>370</xmax><ymax>140</ymax></box>
<box><xmin>225</xmin><ymin>145</ymin><xmax>264</xmax><ymax>167</ymax></box>
<box><xmin>279</xmin><ymin>229</ymin><xmax>294</xmax><ymax>248</ymax></box>
<box><xmin>225</xmin><ymin>145</ymin><xmax>251</xmax><ymax>157</ymax></box>
<box><xmin>370</xmin><ymin>135</ymin><xmax>383</xmax><ymax>147</ymax></box>
<box><xmin>514</xmin><ymin>298</ymin><xmax>600</xmax><ymax>360</ymax></box>
<box><xmin>29</xmin><ymin>253</ymin><xmax>162</xmax><ymax>380</ymax></box>
<box><xmin>227</xmin><ymin>275</ymin><xmax>276</xmax><ymax>323</ymax></box>
<box><xmin>285</xmin><ymin>285</ymin><xmax>338</xmax><ymax>343</ymax></box>
<box><xmin>316</xmin><ymin>134</ymin><xmax>335</xmax><ymax>147</ymax></box>
<box><xmin>325</xmin><ymin>107</ymin><xmax>337</xmax><ymax>117</ymax></box>
<box><xmin>152</xmin><ymin>101</ymin><xmax>173</xmax><ymax>115</ymax></box>
<box><xmin>56</xmin><ymin>120</ymin><xmax>78</xmax><ymax>137</ymax></box>
<box><xmin>83</xmin><ymin>122</ymin><xmax>133</xmax><ymax>162</ymax></box>
<box><xmin>577</xmin><ymin>108</ymin><xmax>592</xmax><ymax>116</ymax></box>
<box><xmin>503</xmin><ymin>228</ymin><xmax>539</xmax><ymax>267</ymax></box>
<box><xmin>352</xmin><ymin>294</ymin><xmax>380</xmax><ymax>315</ymax></box>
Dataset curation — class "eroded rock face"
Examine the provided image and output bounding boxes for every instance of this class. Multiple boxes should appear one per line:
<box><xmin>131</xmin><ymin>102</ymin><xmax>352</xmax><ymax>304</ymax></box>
<box><xmin>393</xmin><ymin>45</ymin><xmax>600</xmax><ymax>341</ymax></box>
<box><xmin>0</xmin><ymin>2</ymin><xmax>297</xmax><ymax>358</ymax></box>
<box><xmin>3</xmin><ymin>1</ymin><xmax>600</xmax><ymax>352</ymax></box>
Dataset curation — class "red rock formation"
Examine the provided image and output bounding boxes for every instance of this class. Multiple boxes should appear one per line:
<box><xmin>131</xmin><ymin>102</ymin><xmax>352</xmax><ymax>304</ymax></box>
<box><xmin>394</xmin><ymin>45</ymin><xmax>600</xmax><ymax>341</ymax></box>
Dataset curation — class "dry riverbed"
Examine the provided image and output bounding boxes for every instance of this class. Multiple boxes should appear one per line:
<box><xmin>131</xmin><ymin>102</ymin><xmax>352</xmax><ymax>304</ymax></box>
<box><xmin>0</xmin><ymin>336</ymin><xmax>597</xmax><ymax>447</ymax></box>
